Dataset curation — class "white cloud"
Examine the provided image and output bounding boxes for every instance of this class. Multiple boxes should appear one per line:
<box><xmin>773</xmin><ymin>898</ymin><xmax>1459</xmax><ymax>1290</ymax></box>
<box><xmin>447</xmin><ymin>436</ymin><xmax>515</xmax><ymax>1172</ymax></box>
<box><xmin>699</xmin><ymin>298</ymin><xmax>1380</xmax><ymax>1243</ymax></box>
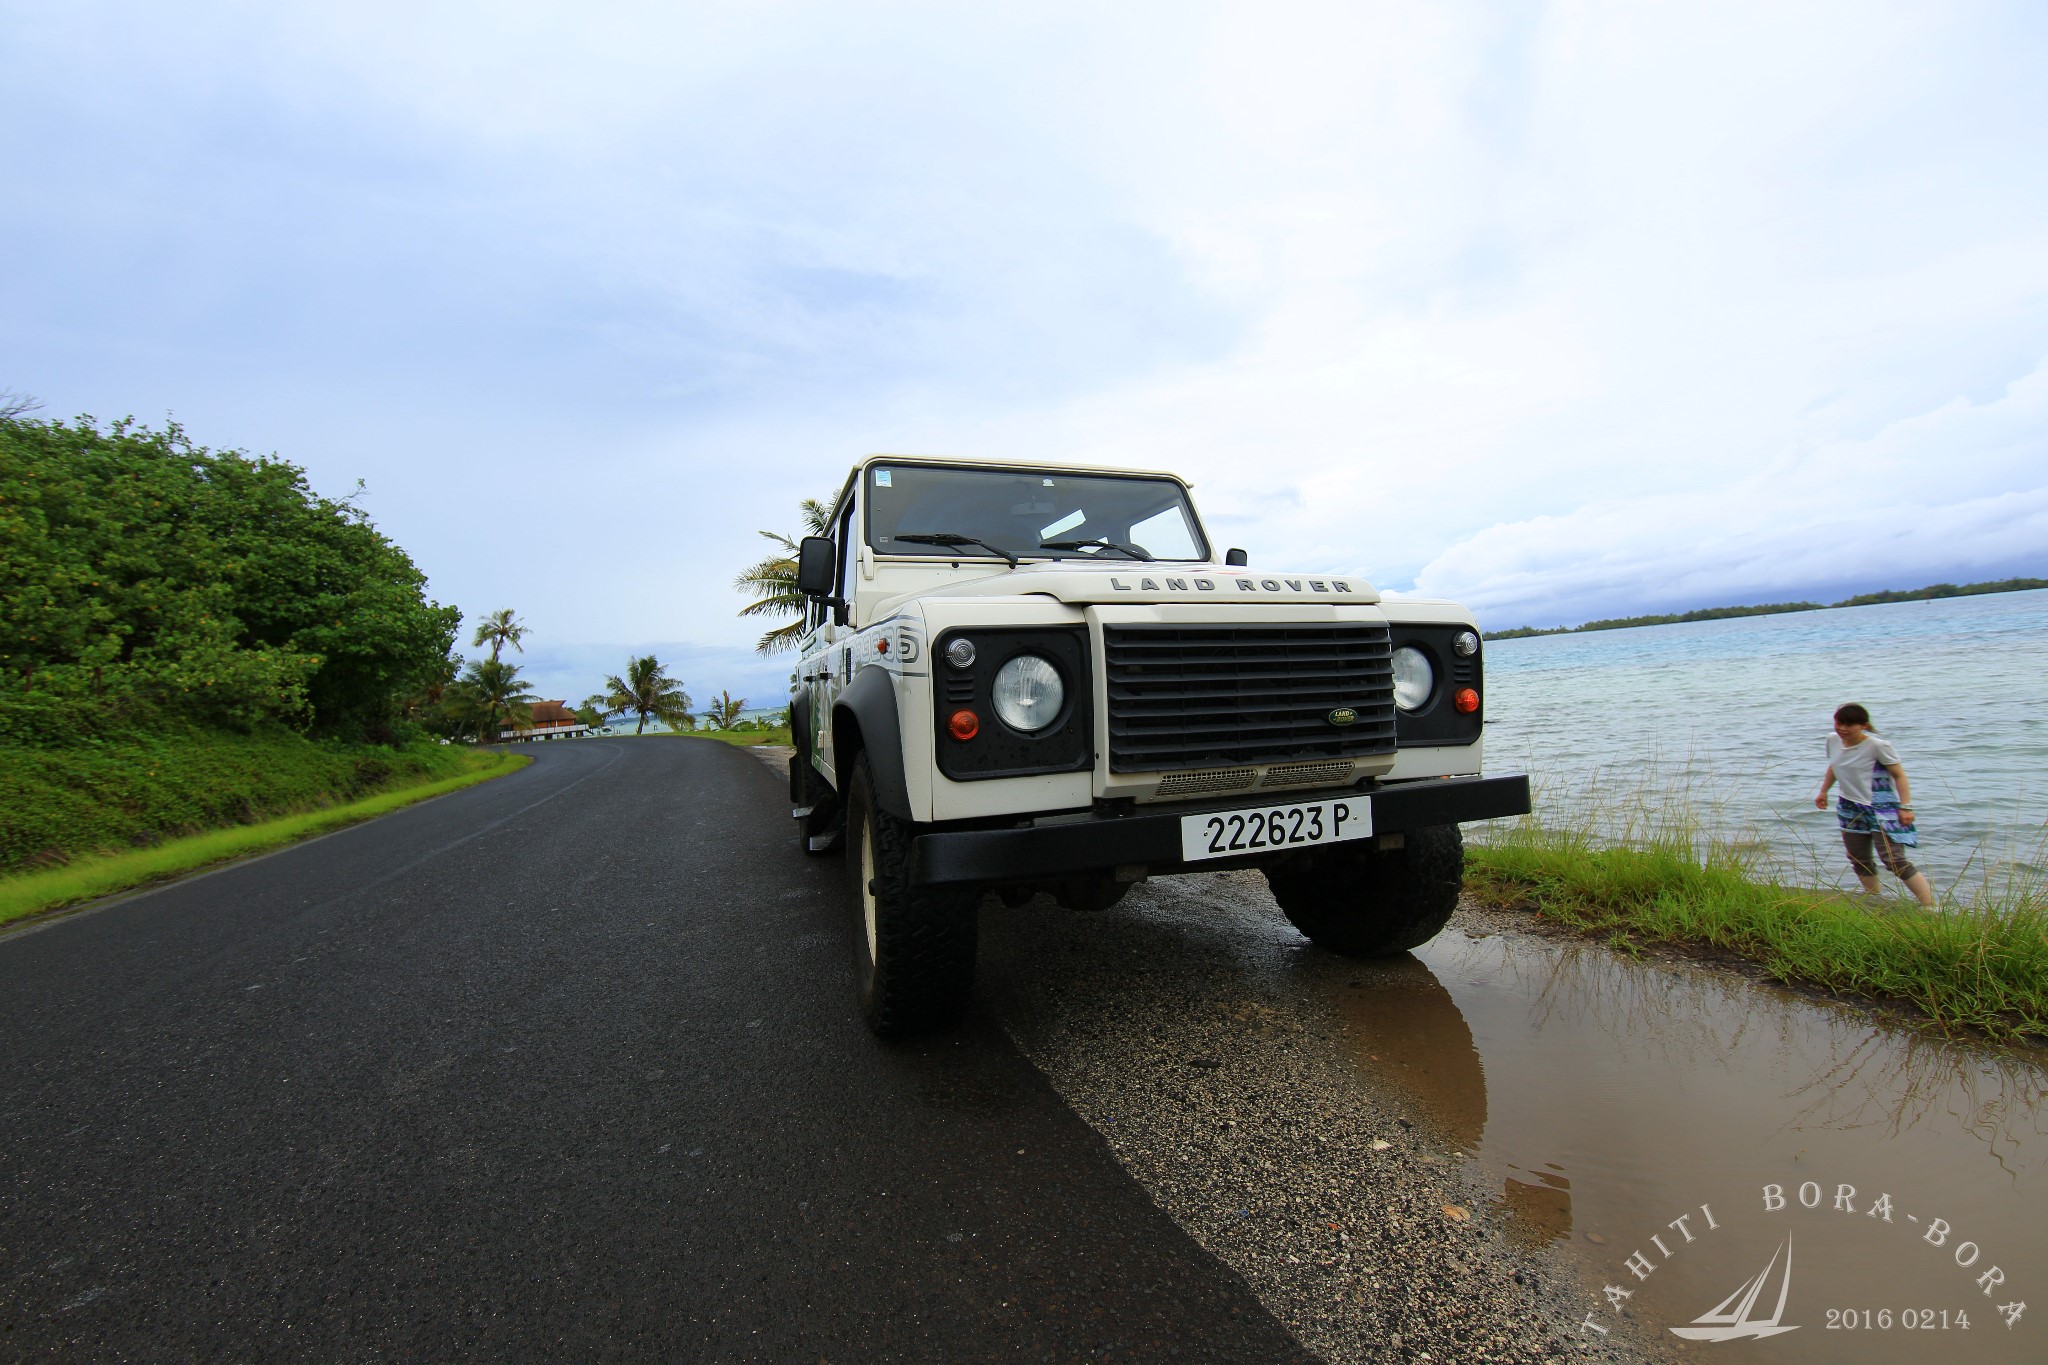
<box><xmin>1414</xmin><ymin>356</ymin><xmax>2048</xmax><ymax>626</ymax></box>
<box><xmin>5</xmin><ymin>1</ymin><xmax>2045</xmax><ymax>653</ymax></box>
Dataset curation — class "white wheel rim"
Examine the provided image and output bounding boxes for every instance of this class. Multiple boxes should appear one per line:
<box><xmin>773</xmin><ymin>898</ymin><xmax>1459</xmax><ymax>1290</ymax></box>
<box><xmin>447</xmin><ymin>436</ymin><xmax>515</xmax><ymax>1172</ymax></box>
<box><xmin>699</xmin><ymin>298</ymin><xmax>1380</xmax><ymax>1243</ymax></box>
<box><xmin>861</xmin><ymin>818</ymin><xmax>879</xmax><ymax>962</ymax></box>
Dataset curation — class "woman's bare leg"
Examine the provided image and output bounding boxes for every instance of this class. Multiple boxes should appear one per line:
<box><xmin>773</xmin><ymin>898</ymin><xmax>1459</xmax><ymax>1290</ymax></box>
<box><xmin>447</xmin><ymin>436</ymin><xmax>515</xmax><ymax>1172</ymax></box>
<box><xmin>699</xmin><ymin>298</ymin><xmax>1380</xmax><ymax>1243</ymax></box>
<box><xmin>1870</xmin><ymin>833</ymin><xmax>1935</xmax><ymax>908</ymax></box>
<box><xmin>1844</xmin><ymin>831</ymin><xmax>1882</xmax><ymax>896</ymax></box>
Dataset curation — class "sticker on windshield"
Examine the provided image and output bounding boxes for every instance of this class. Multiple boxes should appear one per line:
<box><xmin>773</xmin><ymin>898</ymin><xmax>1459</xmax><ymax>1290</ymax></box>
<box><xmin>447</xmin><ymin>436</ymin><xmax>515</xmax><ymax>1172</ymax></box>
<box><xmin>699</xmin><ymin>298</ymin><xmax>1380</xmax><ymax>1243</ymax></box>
<box><xmin>873</xmin><ymin>469</ymin><xmax>892</xmax><ymax>487</ymax></box>
<box><xmin>1039</xmin><ymin>509</ymin><xmax>1085</xmax><ymax>539</ymax></box>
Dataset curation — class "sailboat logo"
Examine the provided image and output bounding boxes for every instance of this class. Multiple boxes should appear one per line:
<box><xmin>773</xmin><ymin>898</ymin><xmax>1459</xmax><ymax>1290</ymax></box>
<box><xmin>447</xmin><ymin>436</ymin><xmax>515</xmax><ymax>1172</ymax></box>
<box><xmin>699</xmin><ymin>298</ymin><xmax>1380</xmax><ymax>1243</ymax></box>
<box><xmin>1669</xmin><ymin>1235</ymin><xmax>1801</xmax><ymax>1341</ymax></box>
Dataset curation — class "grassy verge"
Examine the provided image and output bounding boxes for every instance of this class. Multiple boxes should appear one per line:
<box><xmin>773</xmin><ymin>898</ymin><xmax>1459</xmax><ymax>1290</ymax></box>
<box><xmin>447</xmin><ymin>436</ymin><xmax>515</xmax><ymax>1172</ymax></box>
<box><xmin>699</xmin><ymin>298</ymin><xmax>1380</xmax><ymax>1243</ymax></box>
<box><xmin>1465</xmin><ymin>817</ymin><xmax>2048</xmax><ymax>1043</ymax></box>
<box><xmin>0</xmin><ymin>749</ymin><xmax>528</xmax><ymax>928</ymax></box>
<box><xmin>2</xmin><ymin>726</ymin><xmax>492</xmax><ymax>876</ymax></box>
<box><xmin>669</xmin><ymin>727</ymin><xmax>792</xmax><ymax>747</ymax></box>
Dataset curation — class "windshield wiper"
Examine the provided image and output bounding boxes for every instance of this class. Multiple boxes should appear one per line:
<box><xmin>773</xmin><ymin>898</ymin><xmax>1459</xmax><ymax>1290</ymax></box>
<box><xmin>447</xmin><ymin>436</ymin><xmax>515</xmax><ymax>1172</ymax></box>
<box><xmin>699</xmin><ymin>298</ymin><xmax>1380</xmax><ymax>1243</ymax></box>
<box><xmin>892</xmin><ymin>532</ymin><xmax>1020</xmax><ymax>568</ymax></box>
<box><xmin>1040</xmin><ymin>538</ymin><xmax>1152</xmax><ymax>561</ymax></box>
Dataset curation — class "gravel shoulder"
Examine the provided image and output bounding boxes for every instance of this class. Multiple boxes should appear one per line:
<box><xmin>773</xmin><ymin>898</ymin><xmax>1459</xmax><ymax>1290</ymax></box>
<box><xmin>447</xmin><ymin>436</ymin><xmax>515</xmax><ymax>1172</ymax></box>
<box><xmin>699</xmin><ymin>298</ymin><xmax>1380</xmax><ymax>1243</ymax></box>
<box><xmin>977</xmin><ymin>870</ymin><xmax>1677</xmax><ymax>1365</ymax></box>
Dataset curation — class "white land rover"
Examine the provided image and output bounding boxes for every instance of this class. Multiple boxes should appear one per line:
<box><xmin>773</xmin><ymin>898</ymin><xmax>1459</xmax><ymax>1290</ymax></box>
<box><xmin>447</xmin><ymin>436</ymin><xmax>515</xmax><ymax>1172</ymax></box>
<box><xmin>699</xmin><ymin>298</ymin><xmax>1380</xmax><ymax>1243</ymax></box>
<box><xmin>788</xmin><ymin>455</ymin><xmax>1530</xmax><ymax>1036</ymax></box>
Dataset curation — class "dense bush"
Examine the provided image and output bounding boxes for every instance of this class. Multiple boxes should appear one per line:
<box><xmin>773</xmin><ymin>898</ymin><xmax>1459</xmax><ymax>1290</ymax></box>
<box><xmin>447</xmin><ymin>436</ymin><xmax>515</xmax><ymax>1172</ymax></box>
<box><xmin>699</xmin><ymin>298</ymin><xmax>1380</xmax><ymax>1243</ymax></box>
<box><xmin>0</xmin><ymin>414</ymin><xmax>459</xmax><ymax>741</ymax></box>
<box><xmin>0</xmin><ymin>725</ymin><xmax>475</xmax><ymax>874</ymax></box>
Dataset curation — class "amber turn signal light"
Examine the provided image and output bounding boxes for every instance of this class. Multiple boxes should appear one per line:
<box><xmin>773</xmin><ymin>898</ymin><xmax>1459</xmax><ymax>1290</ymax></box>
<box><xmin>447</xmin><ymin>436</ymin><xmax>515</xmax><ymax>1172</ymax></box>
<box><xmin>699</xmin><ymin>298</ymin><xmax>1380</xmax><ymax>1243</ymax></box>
<box><xmin>1454</xmin><ymin>687</ymin><xmax>1479</xmax><ymax>714</ymax></box>
<box><xmin>947</xmin><ymin>709</ymin><xmax>981</xmax><ymax>740</ymax></box>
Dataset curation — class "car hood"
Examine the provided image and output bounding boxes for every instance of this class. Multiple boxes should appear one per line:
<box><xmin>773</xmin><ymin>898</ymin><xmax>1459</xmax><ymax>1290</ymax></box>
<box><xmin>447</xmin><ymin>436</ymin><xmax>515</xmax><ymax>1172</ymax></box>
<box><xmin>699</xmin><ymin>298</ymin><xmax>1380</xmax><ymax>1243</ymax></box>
<box><xmin>878</xmin><ymin>559</ymin><xmax>1382</xmax><ymax>610</ymax></box>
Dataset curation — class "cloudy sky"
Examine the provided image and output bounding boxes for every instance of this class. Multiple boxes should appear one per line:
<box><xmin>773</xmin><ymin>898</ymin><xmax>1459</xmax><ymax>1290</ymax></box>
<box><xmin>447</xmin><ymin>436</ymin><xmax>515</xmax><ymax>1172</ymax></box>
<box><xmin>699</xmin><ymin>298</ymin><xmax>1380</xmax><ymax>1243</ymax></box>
<box><xmin>5</xmin><ymin>1</ymin><xmax>2044</xmax><ymax>704</ymax></box>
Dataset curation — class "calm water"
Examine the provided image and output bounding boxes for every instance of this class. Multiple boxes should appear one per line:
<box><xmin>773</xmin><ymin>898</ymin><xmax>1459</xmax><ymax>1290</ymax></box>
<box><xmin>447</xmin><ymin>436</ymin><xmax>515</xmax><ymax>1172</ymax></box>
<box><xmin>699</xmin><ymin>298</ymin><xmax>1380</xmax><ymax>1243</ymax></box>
<box><xmin>1480</xmin><ymin>589</ymin><xmax>2048</xmax><ymax>894</ymax></box>
<box><xmin>1394</xmin><ymin>926</ymin><xmax>2047</xmax><ymax>1363</ymax></box>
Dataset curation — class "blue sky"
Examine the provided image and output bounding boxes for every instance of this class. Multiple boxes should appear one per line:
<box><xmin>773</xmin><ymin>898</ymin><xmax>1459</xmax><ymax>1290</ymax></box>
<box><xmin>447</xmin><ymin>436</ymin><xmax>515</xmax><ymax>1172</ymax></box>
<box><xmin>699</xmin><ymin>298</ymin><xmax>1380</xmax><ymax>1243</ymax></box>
<box><xmin>5</xmin><ymin>1</ymin><xmax>2045</xmax><ymax>705</ymax></box>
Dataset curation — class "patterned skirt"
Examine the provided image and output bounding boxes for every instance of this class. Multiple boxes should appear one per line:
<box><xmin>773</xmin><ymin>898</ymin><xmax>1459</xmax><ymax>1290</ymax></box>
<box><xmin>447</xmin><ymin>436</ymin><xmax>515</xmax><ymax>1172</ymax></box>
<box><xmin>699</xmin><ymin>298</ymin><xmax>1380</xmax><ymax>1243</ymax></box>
<box><xmin>1835</xmin><ymin>768</ymin><xmax>1918</xmax><ymax>847</ymax></box>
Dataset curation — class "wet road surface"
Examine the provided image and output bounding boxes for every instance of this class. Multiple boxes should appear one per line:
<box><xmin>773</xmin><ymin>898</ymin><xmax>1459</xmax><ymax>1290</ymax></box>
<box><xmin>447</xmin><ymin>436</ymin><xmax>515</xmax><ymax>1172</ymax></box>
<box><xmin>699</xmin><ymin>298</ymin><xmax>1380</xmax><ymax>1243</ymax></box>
<box><xmin>0</xmin><ymin>739</ymin><xmax>1315</xmax><ymax>1362</ymax></box>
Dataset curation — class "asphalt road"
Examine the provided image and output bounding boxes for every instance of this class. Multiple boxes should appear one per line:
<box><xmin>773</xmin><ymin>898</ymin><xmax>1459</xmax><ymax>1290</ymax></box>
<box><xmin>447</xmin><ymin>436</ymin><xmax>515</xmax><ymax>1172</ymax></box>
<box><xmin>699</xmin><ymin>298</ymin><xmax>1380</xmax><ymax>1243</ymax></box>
<box><xmin>0</xmin><ymin>738</ymin><xmax>1315</xmax><ymax>1362</ymax></box>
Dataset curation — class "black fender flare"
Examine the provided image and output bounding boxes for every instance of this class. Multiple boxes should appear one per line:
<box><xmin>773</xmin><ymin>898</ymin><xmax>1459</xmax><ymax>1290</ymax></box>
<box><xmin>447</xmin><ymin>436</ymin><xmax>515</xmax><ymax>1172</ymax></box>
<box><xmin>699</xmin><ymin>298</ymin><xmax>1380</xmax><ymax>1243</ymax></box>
<box><xmin>789</xmin><ymin>690</ymin><xmax>814</xmax><ymax>802</ymax></box>
<box><xmin>834</xmin><ymin>666</ymin><xmax>911</xmax><ymax>820</ymax></box>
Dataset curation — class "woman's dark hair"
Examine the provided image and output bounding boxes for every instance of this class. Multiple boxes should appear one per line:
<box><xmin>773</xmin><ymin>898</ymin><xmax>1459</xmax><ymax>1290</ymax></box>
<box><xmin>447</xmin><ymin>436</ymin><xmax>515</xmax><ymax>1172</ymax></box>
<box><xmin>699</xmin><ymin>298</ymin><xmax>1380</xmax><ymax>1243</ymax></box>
<box><xmin>1834</xmin><ymin>702</ymin><xmax>1874</xmax><ymax>730</ymax></box>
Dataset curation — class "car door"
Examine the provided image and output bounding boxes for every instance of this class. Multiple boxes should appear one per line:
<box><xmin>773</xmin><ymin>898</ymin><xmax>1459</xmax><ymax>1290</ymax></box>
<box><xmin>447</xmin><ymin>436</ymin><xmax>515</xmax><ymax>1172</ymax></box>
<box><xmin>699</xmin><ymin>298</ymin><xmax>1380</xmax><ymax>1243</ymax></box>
<box><xmin>810</xmin><ymin>493</ymin><xmax>860</xmax><ymax>784</ymax></box>
<box><xmin>796</xmin><ymin>586</ymin><xmax>830</xmax><ymax>779</ymax></box>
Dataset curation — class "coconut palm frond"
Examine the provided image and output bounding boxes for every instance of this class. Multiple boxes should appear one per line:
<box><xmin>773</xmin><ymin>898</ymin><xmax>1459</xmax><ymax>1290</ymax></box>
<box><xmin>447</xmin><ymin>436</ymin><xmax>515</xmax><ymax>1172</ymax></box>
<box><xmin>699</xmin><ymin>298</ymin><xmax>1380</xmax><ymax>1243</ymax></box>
<box><xmin>446</xmin><ymin>657</ymin><xmax>537</xmax><ymax>739</ymax></box>
<box><xmin>471</xmin><ymin>608</ymin><xmax>530</xmax><ymax>663</ymax></box>
<box><xmin>798</xmin><ymin>497</ymin><xmax>837</xmax><ymax>536</ymax></box>
<box><xmin>703</xmin><ymin>689</ymin><xmax>748</xmax><ymax>730</ymax></box>
<box><xmin>603</xmin><ymin>654</ymin><xmax>694</xmax><ymax>735</ymax></box>
<box><xmin>733</xmin><ymin>551</ymin><xmax>799</xmax><ymax>594</ymax></box>
<box><xmin>737</xmin><ymin>595</ymin><xmax>803</xmax><ymax>620</ymax></box>
<box><xmin>752</xmin><ymin>620</ymin><xmax>808</xmax><ymax>654</ymax></box>
<box><xmin>736</xmin><ymin>492</ymin><xmax>839</xmax><ymax>656</ymax></box>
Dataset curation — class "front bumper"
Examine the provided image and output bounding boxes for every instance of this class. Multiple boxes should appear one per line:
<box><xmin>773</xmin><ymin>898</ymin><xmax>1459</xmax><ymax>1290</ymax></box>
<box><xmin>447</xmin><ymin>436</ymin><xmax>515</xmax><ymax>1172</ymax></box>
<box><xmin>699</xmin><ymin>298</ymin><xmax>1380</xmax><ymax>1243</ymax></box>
<box><xmin>910</xmin><ymin>773</ymin><xmax>1531</xmax><ymax>886</ymax></box>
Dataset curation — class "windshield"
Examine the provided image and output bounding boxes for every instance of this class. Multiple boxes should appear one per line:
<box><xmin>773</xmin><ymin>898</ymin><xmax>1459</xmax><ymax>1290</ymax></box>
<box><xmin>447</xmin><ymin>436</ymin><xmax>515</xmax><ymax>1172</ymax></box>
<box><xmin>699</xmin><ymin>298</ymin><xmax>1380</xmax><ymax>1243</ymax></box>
<box><xmin>864</xmin><ymin>464</ymin><xmax>1208</xmax><ymax>562</ymax></box>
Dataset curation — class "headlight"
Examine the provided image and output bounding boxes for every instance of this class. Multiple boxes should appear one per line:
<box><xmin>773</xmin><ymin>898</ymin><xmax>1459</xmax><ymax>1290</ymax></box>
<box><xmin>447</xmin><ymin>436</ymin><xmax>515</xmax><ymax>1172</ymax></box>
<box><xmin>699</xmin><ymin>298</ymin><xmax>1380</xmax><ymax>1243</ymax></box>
<box><xmin>992</xmin><ymin>654</ymin><xmax>1064</xmax><ymax>732</ymax></box>
<box><xmin>1391</xmin><ymin>646</ymin><xmax>1434</xmax><ymax>711</ymax></box>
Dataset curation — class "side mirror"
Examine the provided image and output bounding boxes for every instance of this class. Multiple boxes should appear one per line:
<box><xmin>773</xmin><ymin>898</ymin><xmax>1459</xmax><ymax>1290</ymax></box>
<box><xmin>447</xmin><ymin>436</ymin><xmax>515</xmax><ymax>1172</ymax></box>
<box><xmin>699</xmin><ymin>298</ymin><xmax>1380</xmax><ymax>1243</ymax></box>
<box><xmin>797</xmin><ymin>536</ymin><xmax>838</xmax><ymax>598</ymax></box>
<box><xmin>1225</xmin><ymin>547</ymin><xmax>1248</xmax><ymax>567</ymax></box>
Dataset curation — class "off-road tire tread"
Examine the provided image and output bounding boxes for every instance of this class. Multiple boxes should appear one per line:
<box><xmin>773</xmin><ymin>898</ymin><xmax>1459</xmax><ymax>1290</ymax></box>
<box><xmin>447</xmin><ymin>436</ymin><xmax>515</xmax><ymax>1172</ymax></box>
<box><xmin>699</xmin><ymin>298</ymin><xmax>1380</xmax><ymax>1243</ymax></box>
<box><xmin>1266</xmin><ymin>824</ymin><xmax>1463</xmax><ymax>956</ymax></box>
<box><xmin>848</xmin><ymin>756</ymin><xmax>978</xmax><ymax>1035</ymax></box>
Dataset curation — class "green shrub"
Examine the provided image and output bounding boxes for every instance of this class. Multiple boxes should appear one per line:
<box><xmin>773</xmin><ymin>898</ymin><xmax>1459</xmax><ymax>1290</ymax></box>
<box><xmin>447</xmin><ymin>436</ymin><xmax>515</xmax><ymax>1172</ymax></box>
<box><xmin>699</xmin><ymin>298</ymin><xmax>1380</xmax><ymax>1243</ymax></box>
<box><xmin>0</xmin><ymin>725</ymin><xmax>474</xmax><ymax>874</ymax></box>
<box><xmin>0</xmin><ymin>414</ymin><xmax>459</xmax><ymax>740</ymax></box>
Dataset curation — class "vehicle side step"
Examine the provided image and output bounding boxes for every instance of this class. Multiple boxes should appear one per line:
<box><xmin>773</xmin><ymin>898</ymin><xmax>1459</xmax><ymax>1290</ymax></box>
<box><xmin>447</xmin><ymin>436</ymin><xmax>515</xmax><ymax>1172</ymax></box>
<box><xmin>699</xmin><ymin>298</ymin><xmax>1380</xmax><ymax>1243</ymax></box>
<box><xmin>792</xmin><ymin>805</ymin><xmax>816</xmax><ymax>819</ymax></box>
<box><xmin>807</xmin><ymin>830</ymin><xmax>841</xmax><ymax>853</ymax></box>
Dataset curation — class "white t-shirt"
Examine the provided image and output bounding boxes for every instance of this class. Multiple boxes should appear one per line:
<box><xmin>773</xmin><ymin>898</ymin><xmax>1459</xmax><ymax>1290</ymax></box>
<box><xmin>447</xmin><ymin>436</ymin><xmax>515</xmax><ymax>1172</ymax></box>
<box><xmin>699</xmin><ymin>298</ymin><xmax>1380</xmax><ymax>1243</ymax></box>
<box><xmin>1825</xmin><ymin>733</ymin><xmax>1902</xmax><ymax>806</ymax></box>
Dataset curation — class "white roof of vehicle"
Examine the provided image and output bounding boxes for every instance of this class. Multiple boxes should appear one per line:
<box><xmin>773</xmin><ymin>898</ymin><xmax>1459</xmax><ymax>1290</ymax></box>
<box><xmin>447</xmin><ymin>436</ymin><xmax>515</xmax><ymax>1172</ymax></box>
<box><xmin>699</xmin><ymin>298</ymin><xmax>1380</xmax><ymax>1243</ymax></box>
<box><xmin>856</xmin><ymin>452</ymin><xmax>1192</xmax><ymax>486</ymax></box>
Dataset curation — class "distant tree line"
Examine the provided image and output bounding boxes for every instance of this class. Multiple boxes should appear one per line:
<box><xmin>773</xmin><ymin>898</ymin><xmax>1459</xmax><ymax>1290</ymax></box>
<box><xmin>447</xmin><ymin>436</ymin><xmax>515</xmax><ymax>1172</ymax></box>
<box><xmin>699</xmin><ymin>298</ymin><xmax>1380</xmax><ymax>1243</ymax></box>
<box><xmin>1</xmin><ymin>412</ymin><xmax>460</xmax><ymax>745</ymax></box>
<box><xmin>1485</xmin><ymin>577</ymin><xmax>2048</xmax><ymax>640</ymax></box>
<box><xmin>1829</xmin><ymin>577</ymin><xmax>2048</xmax><ymax>607</ymax></box>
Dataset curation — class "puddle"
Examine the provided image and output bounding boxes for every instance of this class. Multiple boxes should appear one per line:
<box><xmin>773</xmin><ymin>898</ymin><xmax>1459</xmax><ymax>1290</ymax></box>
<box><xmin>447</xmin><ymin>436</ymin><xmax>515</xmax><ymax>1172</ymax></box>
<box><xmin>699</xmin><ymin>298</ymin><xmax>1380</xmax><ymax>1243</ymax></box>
<box><xmin>978</xmin><ymin>874</ymin><xmax>2044</xmax><ymax>1362</ymax></box>
<box><xmin>1342</xmin><ymin>924</ymin><xmax>2048</xmax><ymax>1361</ymax></box>
<box><xmin>1334</xmin><ymin>957</ymin><xmax>1490</xmax><ymax>1151</ymax></box>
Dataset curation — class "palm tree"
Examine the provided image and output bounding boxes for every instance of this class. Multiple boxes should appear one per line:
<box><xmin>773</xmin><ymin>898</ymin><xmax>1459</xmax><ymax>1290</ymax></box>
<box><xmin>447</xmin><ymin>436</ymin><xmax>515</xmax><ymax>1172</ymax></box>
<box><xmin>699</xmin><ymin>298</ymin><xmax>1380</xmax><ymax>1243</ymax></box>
<box><xmin>471</xmin><ymin>608</ymin><xmax>530</xmax><ymax>663</ymax></box>
<box><xmin>446</xmin><ymin>657</ymin><xmax>537</xmax><ymax>741</ymax></box>
<box><xmin>734</xmin><ymin>494</ymin><xmax>837</xmax><ymax>655</ymax></box>
<box><xmin>703</xmin><ymin>689</ymin><xmax>747</xmax><ymax>731</ymax></box>
<box><xmin>603</xmin><ymin>655</ymin><xmax>695</xmax><ymax>735</ymax></box>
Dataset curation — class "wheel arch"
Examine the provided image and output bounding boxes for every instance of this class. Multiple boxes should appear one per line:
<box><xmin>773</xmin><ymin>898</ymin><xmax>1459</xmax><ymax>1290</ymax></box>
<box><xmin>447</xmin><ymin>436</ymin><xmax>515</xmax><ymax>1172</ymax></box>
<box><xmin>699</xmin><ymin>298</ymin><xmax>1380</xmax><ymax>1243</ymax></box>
<box><xmin>834</xmin><ymin>666</ymin><xmax>912</xmax><ymax>820</ymax></box>
<box><xmin>789</xmin><ymin>690</ymin><xmax>815</xmax><ymax>802</ymax></box>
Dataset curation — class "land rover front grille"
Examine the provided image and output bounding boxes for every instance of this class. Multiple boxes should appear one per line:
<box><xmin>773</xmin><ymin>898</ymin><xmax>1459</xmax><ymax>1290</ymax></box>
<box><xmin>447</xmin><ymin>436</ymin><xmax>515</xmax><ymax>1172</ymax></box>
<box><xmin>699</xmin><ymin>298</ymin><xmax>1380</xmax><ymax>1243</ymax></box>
<box><xmin>1259</xmin><ymin>759</ymin><xmax>1357</xmax><ymax>789</ymax></box>
<box><xmin>1103</xmin><ymin>624</ymin><xmax>1397</xmax><ymax>773</ymax></box>
<box><xmin>1154</xmin><ymin>768</ymin><xmax>1258</xmax><ymax>797</ymax></box>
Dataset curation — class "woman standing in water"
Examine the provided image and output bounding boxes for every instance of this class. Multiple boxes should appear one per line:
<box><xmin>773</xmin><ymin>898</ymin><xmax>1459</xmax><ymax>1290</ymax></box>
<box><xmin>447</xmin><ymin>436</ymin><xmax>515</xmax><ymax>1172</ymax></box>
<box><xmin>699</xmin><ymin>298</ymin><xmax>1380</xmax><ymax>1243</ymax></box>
<box><xmin>1814</xmin><ymin>703</ymin><xmax>1936</xmax><ymax>907</ymax></box>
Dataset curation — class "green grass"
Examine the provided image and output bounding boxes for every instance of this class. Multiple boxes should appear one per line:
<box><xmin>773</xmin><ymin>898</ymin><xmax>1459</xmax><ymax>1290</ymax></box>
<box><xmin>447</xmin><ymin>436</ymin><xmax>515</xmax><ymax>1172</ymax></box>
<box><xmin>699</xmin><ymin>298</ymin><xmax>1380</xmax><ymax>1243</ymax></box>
<box><xmin>0</xmin><ymin>749</ymin><xmax>529</xmax><ymax>928</ymax></box>
<box><xmin>1465</xmin><ymin>802</ymin><xmax>2048</xmax><ymax>1042</ymax></box>
<box><xmin>667</xmin><ymin>727</ymin><xmax>792</xmax><ymax>747</ymax></box>
<box><xmin>1</xmin><ymin>726</ymin><xmax>492</xmax><ymax>877</ymax></box>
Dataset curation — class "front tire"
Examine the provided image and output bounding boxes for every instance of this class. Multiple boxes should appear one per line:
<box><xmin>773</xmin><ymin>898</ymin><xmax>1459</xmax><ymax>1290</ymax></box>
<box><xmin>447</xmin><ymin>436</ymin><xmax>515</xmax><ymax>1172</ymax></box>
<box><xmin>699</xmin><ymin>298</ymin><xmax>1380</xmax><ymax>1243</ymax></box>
<box><xmin>1264</xmin><ymin>824</ymin><xmax>1463</xmax><ymax>956</ymax></box>
<box><xmin>845</xmin><ymin>754</ymin><xmax>979</xmax><ymax>1035</ymax></box>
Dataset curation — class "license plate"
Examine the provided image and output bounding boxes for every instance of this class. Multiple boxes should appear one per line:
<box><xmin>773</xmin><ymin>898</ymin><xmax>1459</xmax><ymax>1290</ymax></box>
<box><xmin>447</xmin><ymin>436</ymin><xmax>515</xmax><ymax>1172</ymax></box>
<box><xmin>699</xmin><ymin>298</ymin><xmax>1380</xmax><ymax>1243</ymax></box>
<box><xmin>1178</xmin><ymin>798</ymin><xmax>1372</xmax><ymax>862</ymax></box>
